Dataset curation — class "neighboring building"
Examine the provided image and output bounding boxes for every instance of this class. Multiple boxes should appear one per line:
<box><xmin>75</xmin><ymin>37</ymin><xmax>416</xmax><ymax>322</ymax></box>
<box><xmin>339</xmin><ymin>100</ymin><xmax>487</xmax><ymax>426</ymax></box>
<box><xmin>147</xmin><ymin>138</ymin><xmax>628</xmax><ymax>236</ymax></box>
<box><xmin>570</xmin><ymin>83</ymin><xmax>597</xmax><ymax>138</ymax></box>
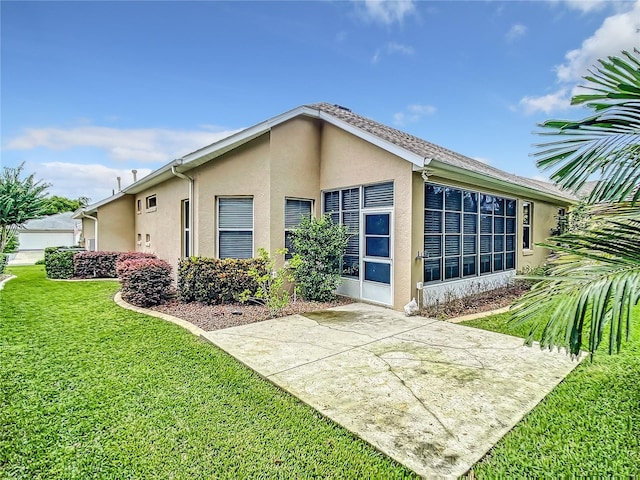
<box><xmin>74</xmin><ymin>103</ymin><xmax>575</xmax><ymax>309</ymax></box>
<box><xmin>18</xmin><ymin>211</ymin><xmax>81</xmax><ymax>250</ymax></box>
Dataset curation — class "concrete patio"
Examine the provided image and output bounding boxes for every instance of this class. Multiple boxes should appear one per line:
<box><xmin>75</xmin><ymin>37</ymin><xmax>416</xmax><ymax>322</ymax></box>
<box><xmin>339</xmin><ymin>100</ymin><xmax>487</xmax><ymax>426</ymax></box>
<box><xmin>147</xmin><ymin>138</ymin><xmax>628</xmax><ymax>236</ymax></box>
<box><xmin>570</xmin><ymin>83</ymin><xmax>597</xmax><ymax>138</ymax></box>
<box><xmin>202</xmin><ymin>302</ymin><xmax>582</xmax><ymax>478</ymax></box>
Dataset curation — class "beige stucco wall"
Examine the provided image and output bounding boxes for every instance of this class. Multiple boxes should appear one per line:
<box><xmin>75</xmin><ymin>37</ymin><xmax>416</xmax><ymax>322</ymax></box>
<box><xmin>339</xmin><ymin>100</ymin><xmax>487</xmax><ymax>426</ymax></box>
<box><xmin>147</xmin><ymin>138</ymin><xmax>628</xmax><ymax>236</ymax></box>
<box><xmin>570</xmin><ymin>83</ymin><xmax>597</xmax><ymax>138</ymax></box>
<box><xmin>319</xmin><ymin>123</ymin><xmax>416</xmax><ymax>309</ymax></box>
<box><xmin>97</xmin><ymin>195</ymin><xmax>135</xmax><ymax>252</ymax></box>
<box><xmin>517</xmin><ymin>198</ymin><xmax>559</xmax><ymax>270</ymax></box>
<box><xmin>192</xmin><ymin>135</ymin><xmax>271</xmax><ymax>258</ymax></box>
<box><xmin>134</xmin><ymin>176</ymin><xmax>189</xmax><ymax>272</ymax></box>
<box><xmin>81</xmin><ymin>217</ymin><xmax>95</xmax><ymax>249</ymax></box>
<box><xmin>269</xmin><ymin>117</ymin><xmax>321</xmax><ymax>262</ymax></box>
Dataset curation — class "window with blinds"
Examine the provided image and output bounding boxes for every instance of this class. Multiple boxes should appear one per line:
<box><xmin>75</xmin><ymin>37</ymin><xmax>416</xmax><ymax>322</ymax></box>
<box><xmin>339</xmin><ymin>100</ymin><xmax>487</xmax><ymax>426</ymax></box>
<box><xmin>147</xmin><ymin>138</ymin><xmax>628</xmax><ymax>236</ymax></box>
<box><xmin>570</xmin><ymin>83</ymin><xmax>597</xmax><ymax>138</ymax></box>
<box><xmin>218</xmin><ymin>197</ymin><xmax>253</xmax><ymax>259</ymax></box>
<box><xmin>323</xmin><ymin>181</ymin><xmax>394</xmax><ymax>279</ymax></box>
<box><xmin>424</xmin><ymin>183</ymin><xmax>516</xmax><ymax>283</ymax></box>
<box><xmin>284</xmin><ymin>198</ymin><xmax>312</xmax><ymax>259</ymax></box>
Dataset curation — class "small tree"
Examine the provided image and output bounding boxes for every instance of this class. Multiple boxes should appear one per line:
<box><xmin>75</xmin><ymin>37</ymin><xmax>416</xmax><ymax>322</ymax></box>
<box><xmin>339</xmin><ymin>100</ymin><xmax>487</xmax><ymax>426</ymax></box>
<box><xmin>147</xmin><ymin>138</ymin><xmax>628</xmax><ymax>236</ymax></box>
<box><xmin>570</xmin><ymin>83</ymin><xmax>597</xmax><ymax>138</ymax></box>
<box><xmin>240</xmin><ymin>248</ymin><xmax>292</xmax><ymax>317</ymax></box>
<box><xmin>290</xmin><ymin>214</ymin><xmax>349</xmax><ymax>302</ymax></box>
<box><xmin>0</xmin><ymin>163</ymin><xmax>49</xmax><ymax>254</ymax></box>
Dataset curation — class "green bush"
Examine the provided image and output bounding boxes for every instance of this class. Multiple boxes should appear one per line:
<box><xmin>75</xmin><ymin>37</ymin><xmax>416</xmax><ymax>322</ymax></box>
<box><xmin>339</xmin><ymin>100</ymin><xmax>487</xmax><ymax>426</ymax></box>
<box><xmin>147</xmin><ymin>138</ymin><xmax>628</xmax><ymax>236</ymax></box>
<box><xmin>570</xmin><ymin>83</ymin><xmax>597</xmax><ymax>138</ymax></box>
<box><xmin>44</xmin><ymin>246</ymin><xmax>84</xmax><ymax>279</ymax></box>
<box><xmin>74</xmin><ymin>251</ymin><xmax>156</xmax><ymax>278</ymax></box>
<box><xmin>239</xmin><ymin>248</ymin><xmax>292</xmax><ymax>317</ymax></box>
<box><xmin>117</xmin><ymin>258</ymin><xmax>173</xmax><ymax>307</ymax></box>
<box><xmin>178</xmin><ymin>257</ymin><xmax>267</xmax><ymax>305</ymax></box>
<box><xmin>0</xmin><ymin>254</ymin><xmax>7</xmax><ymax>274</ymax></box>
<box><xmin>290</xmin><ymin>214</ymin><xmax>349</xmax><ymax>302</ymax></box>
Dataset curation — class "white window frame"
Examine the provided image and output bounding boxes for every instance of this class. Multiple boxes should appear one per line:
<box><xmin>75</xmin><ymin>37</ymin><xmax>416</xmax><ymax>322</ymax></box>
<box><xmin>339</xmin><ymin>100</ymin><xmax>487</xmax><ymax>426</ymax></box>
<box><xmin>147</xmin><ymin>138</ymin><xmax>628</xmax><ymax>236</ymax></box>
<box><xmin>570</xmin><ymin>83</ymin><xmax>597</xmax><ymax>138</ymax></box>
<box><xmin>284</xmin><ymin>198</ymin><xmax>313</xmax><ymax>260</ymax></box>
<box><xmin>217</xmin><ymin>196</ymin><xmax>254</xmax><ymax>259</ymax></box>
<box><xmin>522</xmin><ymin>201</ymin><xmax>533</xmax><ymax>251</ymax></box>
<box><xmin>145</xmin><ymin>195</ymin><xmax>157</xmax><ymax>212</ymax></box>
<box><xmin>182</xmin><ymin>199</ymin><xmax>190</xmax><ymax>258</ymax></box>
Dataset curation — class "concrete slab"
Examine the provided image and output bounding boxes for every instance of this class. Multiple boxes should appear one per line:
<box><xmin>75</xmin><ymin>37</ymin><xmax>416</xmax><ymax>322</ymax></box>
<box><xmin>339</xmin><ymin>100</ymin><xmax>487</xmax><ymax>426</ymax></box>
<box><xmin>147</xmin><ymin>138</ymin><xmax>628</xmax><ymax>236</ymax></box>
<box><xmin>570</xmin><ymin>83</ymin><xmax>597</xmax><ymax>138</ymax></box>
<box><xmin>202</xmin><ymin>303</ymin><xmax>581</xmax><ymax>478</ymax></box>
<box><xmin>8</xmin><ymin>250</ymin><xmax>44</xmax><ymax>266</ymax></box>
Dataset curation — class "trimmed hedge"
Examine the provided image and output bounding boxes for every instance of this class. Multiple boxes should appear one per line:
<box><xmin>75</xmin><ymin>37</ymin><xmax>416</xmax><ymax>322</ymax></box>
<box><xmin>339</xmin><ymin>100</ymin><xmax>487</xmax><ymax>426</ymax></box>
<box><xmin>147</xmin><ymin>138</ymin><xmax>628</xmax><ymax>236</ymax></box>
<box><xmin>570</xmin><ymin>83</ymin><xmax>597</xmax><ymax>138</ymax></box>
<box><xmin>117</xmin><ymin>258</ymin><xmax>172</xmax><ymax>307</ymax></box>
<box><xmin>44</xmin><ymin>247</ymin><xmax>85</xmax><ymax>279</ymax></box>
<box><xmin>178</xmin><ymin>257</ymin><xmax>267</xmax><ymax>305</ymax></box>
<box><xmin>74</xmin><ymin>251</ymin><xmax>156</xmax><ymax>278</ymax></box>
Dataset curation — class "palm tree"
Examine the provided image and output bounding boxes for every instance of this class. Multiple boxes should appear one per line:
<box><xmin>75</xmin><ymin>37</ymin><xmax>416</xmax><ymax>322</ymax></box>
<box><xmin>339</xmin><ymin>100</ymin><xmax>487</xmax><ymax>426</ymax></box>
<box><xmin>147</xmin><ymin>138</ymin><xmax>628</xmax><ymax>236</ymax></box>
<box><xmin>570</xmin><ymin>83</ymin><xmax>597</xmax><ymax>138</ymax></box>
<box><xmin>513</xmin><ymin>48</ymin><xmax>640</xmax><ymax>356</ymax></box>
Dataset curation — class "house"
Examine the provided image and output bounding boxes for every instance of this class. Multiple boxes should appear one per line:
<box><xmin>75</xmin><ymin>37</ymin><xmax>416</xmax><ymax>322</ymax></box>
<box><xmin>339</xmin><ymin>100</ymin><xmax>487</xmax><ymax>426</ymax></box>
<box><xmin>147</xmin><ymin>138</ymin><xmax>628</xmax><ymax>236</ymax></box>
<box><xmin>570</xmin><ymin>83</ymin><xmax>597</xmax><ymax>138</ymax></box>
<box><xmin>17</xmin><ymin>211</ymin><xmax>81</xmax><ymax>250</ymax></box>
<box><xmin>73</xmin><ymin>103</ymin><xmax>575</xmax><ymax>309</ymax></box>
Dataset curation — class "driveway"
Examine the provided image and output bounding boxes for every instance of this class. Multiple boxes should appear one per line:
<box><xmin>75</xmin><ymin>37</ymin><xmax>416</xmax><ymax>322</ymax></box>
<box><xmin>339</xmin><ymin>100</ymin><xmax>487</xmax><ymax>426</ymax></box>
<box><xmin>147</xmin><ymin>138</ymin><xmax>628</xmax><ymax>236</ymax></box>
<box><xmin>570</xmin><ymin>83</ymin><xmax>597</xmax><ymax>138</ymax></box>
<box><xmin>202</xmin><ymin>302</ymin><xmax>581</xmax><ymax>478</ymax></box>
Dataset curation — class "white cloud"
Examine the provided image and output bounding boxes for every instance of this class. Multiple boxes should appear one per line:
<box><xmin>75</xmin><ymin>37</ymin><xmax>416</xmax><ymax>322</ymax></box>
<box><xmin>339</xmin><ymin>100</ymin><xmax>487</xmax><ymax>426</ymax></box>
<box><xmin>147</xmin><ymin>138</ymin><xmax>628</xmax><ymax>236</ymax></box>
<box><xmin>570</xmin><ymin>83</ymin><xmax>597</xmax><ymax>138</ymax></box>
<box><xmin>393</xmin><ymin>103</ymin><xmax>437</xmax><ymax>125</ymax></box>
<box><xmin>506</xmin><ymin>23</ymin><xmax>527</xmax><ymax>41</ymax></box>
<box><xmin>372</xmin><ymin>42</ymin><xmax>415</xmax><ymax>64</ymax></box>
<box><xmin>357</xmin><ymin>0</ymin><xmax>416</xmax><ymax>25</ymax></box>
<box><xmin>517</xmin><ymin>0</ymin><xmax>639</xmax><ymax>114</ymax></box>
<box><xmin>550</xmin><ymin>0</ymin><xmax>611</xmax><ymax>14</ymax></box>
<box><xmin>556</xmin><ymin>1</ymin><xmax>640</xmax><ymax>82</ymax></box>
<box><xmin>519</xmin><ymin>89</ymin><xmax>571</xmax><ymax>115</ymax></box>
<box><xmin>5</xmin><ymin>125</ymin><xmax>240</xmax><ymax>163</ymax></box>
<box><xmin>27</xmin><ymin>162</ymin><xmax>153</xmax><ymax>202</ymax></box>
<box><xmin>387</xmin><ymin>42</ymin><xmax>414</xmax><ymax>55</ymax></box>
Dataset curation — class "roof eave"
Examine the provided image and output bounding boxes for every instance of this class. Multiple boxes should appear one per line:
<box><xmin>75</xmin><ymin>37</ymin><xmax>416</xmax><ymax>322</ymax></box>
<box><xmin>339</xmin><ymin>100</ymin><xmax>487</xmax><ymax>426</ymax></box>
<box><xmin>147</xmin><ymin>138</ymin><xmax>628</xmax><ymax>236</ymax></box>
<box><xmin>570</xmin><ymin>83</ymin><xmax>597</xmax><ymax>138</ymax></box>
<box><xmin>430</xmin><ymin>161</ymin><xmax>576</xmax><ymax>204</ymax></box>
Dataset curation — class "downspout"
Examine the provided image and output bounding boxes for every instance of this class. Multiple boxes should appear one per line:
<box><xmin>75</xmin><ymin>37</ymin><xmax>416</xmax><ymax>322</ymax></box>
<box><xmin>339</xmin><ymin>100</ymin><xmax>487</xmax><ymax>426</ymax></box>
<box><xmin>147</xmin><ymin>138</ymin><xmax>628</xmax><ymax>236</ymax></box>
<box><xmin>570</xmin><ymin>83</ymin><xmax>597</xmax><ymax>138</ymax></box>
<box><xmin>79</xmin><ymin>211</ymin><xmax>98</xmax><ymax>251</ymax></box>
<box><xmin>171</xmin><ymin>165</ymin><xmax>195</xmax><ymax>256</ymax></box>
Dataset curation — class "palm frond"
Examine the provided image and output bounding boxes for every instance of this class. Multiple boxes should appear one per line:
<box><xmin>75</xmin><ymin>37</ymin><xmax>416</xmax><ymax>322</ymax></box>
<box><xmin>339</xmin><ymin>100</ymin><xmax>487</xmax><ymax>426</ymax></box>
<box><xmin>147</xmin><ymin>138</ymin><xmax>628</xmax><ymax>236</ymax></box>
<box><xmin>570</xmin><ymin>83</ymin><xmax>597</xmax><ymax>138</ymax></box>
<box><xmin>512</xmin><ymin>214</ymin><xmax>640</xmax><ymax>356</ymax></box>
<box><xmin>533</xmin><ymin>49</ymin><xmax>640</xmax><ymax>205</ymax></box>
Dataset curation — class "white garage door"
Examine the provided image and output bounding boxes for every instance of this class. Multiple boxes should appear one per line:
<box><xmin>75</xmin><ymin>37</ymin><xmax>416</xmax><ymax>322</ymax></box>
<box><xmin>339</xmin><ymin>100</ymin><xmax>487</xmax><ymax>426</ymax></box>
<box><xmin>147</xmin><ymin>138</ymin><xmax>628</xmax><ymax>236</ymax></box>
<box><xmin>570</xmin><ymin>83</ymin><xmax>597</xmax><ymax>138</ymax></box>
<box><xmin>18</xmin><ymin>232</ymin><xmax>76</xmax><ymax>250</ymax></box>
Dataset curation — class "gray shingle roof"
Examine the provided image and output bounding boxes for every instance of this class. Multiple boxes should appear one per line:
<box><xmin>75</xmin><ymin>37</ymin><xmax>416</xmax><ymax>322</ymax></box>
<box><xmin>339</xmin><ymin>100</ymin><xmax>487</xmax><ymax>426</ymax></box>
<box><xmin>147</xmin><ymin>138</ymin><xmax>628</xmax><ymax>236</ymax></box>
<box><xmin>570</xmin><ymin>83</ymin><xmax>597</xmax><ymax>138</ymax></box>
<box><xmin>308</xmin><ymin>102</ymin><xmax>576</xmax><ymax>201</ymax></box>
<box><xmin>20</xmin><ymin>212</ymin><xmax>77</xmax><ymax>231</ymax></box>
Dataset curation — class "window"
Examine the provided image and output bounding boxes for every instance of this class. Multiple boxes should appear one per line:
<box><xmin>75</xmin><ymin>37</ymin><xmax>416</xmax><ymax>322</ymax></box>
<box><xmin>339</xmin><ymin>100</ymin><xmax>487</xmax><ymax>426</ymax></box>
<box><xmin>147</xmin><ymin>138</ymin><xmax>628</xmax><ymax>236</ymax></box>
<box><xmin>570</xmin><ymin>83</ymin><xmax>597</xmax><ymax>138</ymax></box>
<box><xmin>284</xmin><ymin>198</ymin><xmax>312</xmax><ymax>259</ymax></box>
<box><xmin>218</xmin><ymin>197</ymin><xmax>253</xmax><ymax>259</ymax></box>
<box><xmin>137</xmin><ymin>199</ymin><xmax>142</xmax><ymax>214</ymax></box>
<box><xmin>137</xmin><ymin>233</ymin><xmax>142</xmax><ymax>245</ymax></box>
<box><xmin>424</xmin><ymin>182</ymin><xmax>516</xmax><ymax>283</ymax></box>
<box><xmin>323</xmin><ymin>182</ymin><xmax>394</xmax><ymax>279</ymax></box>
<box><xmin>523</xmin><ymin>202</ymin><xmax>532</xmax><ymax>250</ymax></box>
<box><xmin>146</xmin><ymin>195</ymin><xmax>157</xmax><ymax>210</ymax></box>
<box><xmin>145</xmin><ymin>234</ymin><xmax>151</xmax><ymax>247</ymax></box>
<box><xmin>182</xmin><ymin>199</ymin><xmax>190</xmax><ymax>258</ymax></box>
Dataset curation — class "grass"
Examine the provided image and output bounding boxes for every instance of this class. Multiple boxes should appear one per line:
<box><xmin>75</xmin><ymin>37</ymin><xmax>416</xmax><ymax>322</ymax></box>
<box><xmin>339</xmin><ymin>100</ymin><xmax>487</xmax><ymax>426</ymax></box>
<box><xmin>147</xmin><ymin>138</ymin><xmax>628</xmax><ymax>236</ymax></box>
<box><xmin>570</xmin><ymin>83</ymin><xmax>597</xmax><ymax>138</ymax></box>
<box><xmin>461</xmin><ymin>309</ymin><xmax>640</xmax><ymax>477</ymax></box>
<box><xmin>0</xmin><ymin>266</ymin><xmax>416</xmax><ymax>479</ymax></box>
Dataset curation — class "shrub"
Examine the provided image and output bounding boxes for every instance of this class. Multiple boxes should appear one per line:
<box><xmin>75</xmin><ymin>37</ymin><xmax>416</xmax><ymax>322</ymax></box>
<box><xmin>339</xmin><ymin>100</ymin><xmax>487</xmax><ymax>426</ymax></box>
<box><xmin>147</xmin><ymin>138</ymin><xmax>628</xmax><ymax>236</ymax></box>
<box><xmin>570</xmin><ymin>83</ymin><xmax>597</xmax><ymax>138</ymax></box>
<box><xmin>117</xmin><ymin>258</ymin><xmax>172</xmax><ymax>307</ymax></box>
<box><xmin>239</xmin><ymin>248</ymin><xmax>292</xmax><ymax>317</ymax></box>
<box><xmin>0</xmin><ymin>254</ymin><xmax>7</xmax><ymax>274</ymax></box>
<box><xmin>74</xmin><ymin>251</ymin><xmax>156</xmax><ymax>278</ymax></box>
<box><xmin>178</xmin><ymin>256</ymin><xmax>267</xmax><ymax>305</ymax></box>
<box><xmin>290</xmin><ymin>214</ymin><xmax>349</xmax><ymax>302</ymax></box>
<box><xmin>44</xmin><ymin>246</ymin><xmax>84</xmax><ymax>279</ymax></box>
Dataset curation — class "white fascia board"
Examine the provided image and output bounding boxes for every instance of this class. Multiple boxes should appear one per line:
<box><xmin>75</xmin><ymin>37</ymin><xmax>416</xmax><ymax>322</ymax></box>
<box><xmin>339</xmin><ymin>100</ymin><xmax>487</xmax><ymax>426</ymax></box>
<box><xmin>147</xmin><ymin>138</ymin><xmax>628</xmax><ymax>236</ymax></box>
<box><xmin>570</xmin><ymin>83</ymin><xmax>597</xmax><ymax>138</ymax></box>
<box><xmin>317</xmin><ymin>112</ymin><xmax>426</xmax><ymax>167</ymax></box>
<box><xmin>73</xmin><ymin>192</ymin><xmax>127</xmax><ymax>217</ymax></box>
<box><xmin>180</xmin><ymin>106</ymin><xmax>318</xmax><ymax>167</ymax></box>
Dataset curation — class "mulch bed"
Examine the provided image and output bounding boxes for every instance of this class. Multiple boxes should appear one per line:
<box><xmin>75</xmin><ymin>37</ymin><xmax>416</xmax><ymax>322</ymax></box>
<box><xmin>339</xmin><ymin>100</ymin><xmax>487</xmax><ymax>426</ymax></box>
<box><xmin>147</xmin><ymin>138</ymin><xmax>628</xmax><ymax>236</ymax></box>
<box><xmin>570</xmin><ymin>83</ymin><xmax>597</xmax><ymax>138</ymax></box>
<box><xmin>151</xmin><ymin>296</ymin><xmax>354</xmax><ymax>331</ymax></box>
<box><xmin>420</xmin><ymin>283</ymin><xmax>531</xmax><ymax>320</ymax></box>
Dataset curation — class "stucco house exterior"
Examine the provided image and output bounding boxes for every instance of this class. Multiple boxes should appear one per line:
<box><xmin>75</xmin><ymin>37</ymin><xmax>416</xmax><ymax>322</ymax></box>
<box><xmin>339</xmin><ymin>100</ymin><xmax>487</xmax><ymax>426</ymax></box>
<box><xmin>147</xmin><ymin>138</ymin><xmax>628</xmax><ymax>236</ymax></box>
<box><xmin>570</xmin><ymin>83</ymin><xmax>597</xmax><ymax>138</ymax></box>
<box><xmin>74</xmin><ymin>103</ymin><xmax>575</xmax><ymax>309</ymax></box>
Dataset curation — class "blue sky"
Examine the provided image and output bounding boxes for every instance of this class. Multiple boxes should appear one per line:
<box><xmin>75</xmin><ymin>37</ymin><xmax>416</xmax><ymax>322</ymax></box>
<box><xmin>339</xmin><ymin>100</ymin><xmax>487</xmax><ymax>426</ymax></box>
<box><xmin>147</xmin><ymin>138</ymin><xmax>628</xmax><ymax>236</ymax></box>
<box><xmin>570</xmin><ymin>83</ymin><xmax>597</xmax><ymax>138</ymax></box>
<box><xmin>2</xmin><ymin>0</ymin><xmax>639</xmax><ymax>202</ymax></box>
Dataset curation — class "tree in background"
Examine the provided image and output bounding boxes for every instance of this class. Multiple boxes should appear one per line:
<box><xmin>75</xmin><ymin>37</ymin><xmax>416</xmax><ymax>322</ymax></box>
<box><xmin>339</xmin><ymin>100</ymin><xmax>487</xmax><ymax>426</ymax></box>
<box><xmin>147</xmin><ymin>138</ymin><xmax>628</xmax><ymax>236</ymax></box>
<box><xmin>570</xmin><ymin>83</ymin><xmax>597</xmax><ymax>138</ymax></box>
<box><xmin>42</xmin><ymin>195</ymin><xmax>90</xmax><ymax>215</ymax></box>
<box><xmin>514</xmin><ymin>49</ymin><xmax>640</xmax><ymax>356</ymax></box>
<box><xmin>0</xmin><ymin>163</ymin><xmax>50</xmax><ymax>255</ymax></box>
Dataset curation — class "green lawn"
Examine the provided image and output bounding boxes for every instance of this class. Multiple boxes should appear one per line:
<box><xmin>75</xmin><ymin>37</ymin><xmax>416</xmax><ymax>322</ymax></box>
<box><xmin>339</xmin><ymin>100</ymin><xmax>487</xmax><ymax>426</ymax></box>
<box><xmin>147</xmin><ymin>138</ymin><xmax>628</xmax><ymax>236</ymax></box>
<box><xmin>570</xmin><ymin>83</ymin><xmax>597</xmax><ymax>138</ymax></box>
<box><xmin>461</xmin><ymin>310</ymin><xmax>640</xmax><ymax>477</ymax></box>
<box><xmin>0</xmin><ymin>266</ymin><xmax>415</xmax><ymax>479</ymax></box>
<box><xmin>2</xmin><ymin>267</ymin><xmax>639</xmax><ymax>478</ymax></box>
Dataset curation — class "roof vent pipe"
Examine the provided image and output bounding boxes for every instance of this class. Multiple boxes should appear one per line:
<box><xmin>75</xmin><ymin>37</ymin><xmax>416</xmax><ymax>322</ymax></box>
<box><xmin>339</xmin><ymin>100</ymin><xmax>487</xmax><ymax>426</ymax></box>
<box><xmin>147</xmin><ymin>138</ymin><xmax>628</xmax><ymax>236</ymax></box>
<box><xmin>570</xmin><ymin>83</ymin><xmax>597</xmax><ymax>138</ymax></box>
<box><xmin>132</xmin><ymin>169</ymin><xmax>137</xmax><ymax>182</ymax></box>
<box><xmin>116</xmin><ymin>176</ymin><xmax>122</xmax><ymax>192</ymax></box>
